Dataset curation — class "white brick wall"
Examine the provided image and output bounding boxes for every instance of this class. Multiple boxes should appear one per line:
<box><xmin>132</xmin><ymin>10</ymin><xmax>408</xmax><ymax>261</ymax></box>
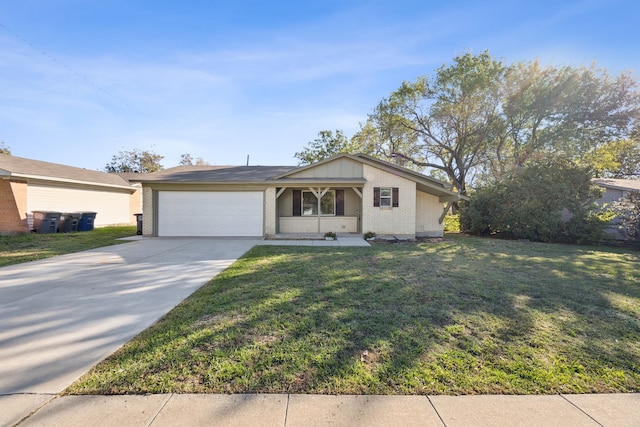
<box><xmin>264</xmin><ymin>187</ymin><xmax>276</xmax><ymax>235</ymax></box>
<box><xmin>416</xmin><ymin>191</ymin><xmax>444</xmax><ymax>237</ymax></box>
<box><xmin>362</xmin><ymin>164</ymin><xmax>416</xmax><ymax>238</ymax></box>
<box><xmin>142</xmin><ymin>186</ymin><xmax>154</xmax><ymax>235</ymax></box>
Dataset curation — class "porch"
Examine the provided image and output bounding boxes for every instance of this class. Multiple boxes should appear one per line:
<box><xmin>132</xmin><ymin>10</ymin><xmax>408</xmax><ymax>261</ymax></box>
<box><xmin>275</xmin><ymin>186</ymin><xmax>364</xmax><ymax>235</ymax></box>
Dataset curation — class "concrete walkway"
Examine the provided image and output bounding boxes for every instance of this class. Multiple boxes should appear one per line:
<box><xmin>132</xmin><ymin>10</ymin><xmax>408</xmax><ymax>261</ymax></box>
<box><xmin>4</xmin><ymin>392</ymin><xmax>639</xmax><ymax>426</ymax></box>
<box><xmin>0</xmin><ymin>237</ymin><xmax>260</xmax><ymax>420</ymax></box>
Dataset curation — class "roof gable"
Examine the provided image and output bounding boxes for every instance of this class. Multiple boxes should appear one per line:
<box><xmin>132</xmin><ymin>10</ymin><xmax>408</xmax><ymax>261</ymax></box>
<box><xmin>273</xmin><ymin>153</ymin><xmax>463</xmax><ymax>201</ymax></box>
<box><xmin>281</xmin><ymin>157</ymin><xmax>363</xmax><ymax>179</ymax></box>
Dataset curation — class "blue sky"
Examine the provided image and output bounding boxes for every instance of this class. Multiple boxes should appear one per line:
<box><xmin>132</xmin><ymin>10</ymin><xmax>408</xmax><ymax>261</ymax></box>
<box><xmin>1</xmin><ymin>0</ymin><xmax>638</xmax><ymax>170</ymax></box>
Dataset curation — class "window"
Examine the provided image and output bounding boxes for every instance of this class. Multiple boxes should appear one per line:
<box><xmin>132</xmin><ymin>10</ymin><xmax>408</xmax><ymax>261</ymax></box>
<box><xmin>374</xmin><ymin>187</ymin><xmax>399</xmax><ymax>207</ymax></box>
<box><xmin>302</xmin><ymin>191</ymin><xmax>317</xmax><ymax>215</ymax></box>
<box><xmin>302</xmin><ymin>190</ymin><xmax>335</xmax><ymax>216</ymax></box>
<box><xmin>380</xmin><ymin>188</ymin><xmax>392</xmax><ymax>207</ymax></box>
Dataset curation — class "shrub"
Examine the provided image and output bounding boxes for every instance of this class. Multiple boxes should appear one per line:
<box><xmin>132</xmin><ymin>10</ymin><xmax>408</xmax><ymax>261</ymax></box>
<box><xmin>460</xmin><ymin>157</ymin><xmax>605</xmax><ymax>243</ymax></box>
<box><xmin>612</xmin><ymin>190</ymin><xmax>640</xmax><ymax>243</ymax></box>
<box><xmin>443</xmin><ymin>214</ymin><xmax>461</xmax><ymax>233</ymax></box>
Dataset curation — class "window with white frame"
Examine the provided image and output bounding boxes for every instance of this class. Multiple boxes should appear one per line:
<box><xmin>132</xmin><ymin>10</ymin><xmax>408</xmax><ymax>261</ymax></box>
<box><xmin>379</xmin><ymin>187</ymin><xmax>392</xmax><ymax>207</ymax></box>
<box><xmin>302</xmin><ymin>190</ymin><xmax>335</xmax><ymax>216</ymax></box>
<box><xmin>373</xmin><ymin>187</ymin><xmax>398</xmax><ymax>207</ymax></box>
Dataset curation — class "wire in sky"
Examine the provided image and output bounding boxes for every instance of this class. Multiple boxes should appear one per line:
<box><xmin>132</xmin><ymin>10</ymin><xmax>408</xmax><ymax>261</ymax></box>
<box><xmin>0</xmin><ymin>22</ymin><xmax>133</xmax><ymax>109</ymax></box>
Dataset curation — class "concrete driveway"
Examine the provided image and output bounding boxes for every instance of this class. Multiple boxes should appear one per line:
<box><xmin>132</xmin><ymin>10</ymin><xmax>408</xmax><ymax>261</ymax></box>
<box><xmin>0</xmin><ymin>237</ymin><xmax>260</xmax><ymax>395</ymax></box>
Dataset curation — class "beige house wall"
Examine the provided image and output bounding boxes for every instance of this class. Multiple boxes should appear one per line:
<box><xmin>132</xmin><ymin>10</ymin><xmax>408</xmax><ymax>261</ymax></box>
<box><xmin>279</xmin><ymin>216</ymin><xmax>358</xmax><ymax>233</ymax></box>
<box><xmin>416</xmin><ymin>191</ymin><xmax>444</xmax><ymax>237</ymax></box>
<box><xmin>361</xmin><ymin>164</ymin><xmax>416</xmax><ymax>238</ymax></box>
<box><xmin>27</xmin><ymin>182</ymin><xmax>133</xmax><ymax>227</ymax></box>
<box><xmin>129</xmin><ymin>184</ymin><xmax>142</xmax><ymax>223</ymax></box>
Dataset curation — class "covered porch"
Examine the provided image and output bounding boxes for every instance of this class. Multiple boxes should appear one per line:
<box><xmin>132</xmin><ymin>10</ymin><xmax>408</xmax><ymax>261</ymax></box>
<box><xmin>274</xmin><ymin>184</ymin><xmax>364</xmax><ymax>235</ymax></box>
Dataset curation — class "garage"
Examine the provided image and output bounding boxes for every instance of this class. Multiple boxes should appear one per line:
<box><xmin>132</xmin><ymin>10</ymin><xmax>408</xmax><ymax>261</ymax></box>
<box><xmin>158</xmin><ymin>191</ymin><xmax>264</xmax><ymax>237</ymax></box>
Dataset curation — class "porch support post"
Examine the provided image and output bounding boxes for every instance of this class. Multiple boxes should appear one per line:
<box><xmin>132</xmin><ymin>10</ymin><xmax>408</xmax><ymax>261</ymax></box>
<box><xmin>439</xmin><ymin>201</ymin><xmax>453</xmax><ymax>224</ymax></box>
<box><xmin>308</xmin><ymin>187</ymin><xmax>330</xmax><ymax>233</ymax></box>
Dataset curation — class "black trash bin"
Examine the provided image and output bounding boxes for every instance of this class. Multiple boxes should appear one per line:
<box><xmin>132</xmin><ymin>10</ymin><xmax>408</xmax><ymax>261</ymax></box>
<box><xmin>58</xmin><ymin>212</ymin><xmax>81</xmax><ymax>233</ymax></box>
<box><xmin>32</xmin><ymin>211</ymin><xmax>62</xmax><ymax>233</ymax></box>
<box><xmin>77</xmin><ymin>212</ymin><xmax>97</xmax><ymax>231</ymax></box>
<box><xmin>134</xmin><ymin>213</ymin><xmax>143</xmax><ymax>235</ymax></box>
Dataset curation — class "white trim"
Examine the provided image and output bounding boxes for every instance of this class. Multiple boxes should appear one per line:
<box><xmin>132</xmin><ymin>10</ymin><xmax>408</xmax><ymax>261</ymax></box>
<box><xmin>6</xmin><ymin>172</ymin><xmax>134</xmax><ymax>191</ymax></box>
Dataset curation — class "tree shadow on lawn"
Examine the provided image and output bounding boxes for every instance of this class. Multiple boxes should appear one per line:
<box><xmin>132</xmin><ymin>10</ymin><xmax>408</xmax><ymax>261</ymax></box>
<box><xmin>68</xmin><ymin>237</ymin><xmax>640</xmax><ymax>395</ymax></box>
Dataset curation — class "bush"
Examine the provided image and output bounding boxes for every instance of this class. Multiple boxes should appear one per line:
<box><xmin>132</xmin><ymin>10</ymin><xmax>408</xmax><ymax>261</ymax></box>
<box><xmin>443</xmin><ymin>214</ymin><xmax>460</xmax><ymax>233</ymax></box>
<box><xmin>612</xmin><ymin>190</ymin><xmax>640</xmax><ymax>243</ymax></box>
<box><xmin>460</xmin><ymin>157</ymin><xmax>605</xmax><ymax>243</ymax></box>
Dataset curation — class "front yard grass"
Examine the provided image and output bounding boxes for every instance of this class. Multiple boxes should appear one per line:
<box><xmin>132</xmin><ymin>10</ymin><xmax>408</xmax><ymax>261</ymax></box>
<box><xmin>67</xmin><ymin>235</ymin><xmax>640</xmax><ymax>395</ymax></box>
<box><xmin>0</xmin><ymin>226</ymin><xmax>137</xmax><ymax>267</ymax></box>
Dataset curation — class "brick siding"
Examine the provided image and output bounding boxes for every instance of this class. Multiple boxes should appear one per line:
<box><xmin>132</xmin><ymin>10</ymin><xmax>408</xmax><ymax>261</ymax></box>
<box><xmin>0</xmin><ymin>179</ymin><xmax>30</xmax><ymax>234</ymax></box>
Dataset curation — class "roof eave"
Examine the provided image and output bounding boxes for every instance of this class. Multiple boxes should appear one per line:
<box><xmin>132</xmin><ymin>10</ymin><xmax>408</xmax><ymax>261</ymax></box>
<box><xmin>7</xmin><ymin>173</ymin><xmax>135</xmax><ymax>190</ymax></box>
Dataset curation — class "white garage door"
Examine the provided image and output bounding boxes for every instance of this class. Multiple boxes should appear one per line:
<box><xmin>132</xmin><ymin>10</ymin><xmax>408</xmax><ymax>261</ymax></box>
<box><xmin>158</xmin><ymin>191</ymin><xmax>264</xmax><ymax>236</ymax></box>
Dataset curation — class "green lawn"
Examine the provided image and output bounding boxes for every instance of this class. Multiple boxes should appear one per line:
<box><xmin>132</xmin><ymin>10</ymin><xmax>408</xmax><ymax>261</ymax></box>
<box><xmin>0</xmin><ymin>226</ymin><xmax>137</xmax><ymax>267</ymax></box>
<box><xmin>67</xmin><ymin>235</ymin><xmax>640</xmax><ymax>395</ymax></box>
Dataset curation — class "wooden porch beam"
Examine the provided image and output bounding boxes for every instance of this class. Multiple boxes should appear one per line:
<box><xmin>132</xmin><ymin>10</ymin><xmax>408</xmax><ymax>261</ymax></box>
<box><xmin>439</xmin><ymin>201</ymin><xmax>452</xmax><ymax>224</ymax></box>
<box><xmin>351</xmin><ymin>187</ymin><xmax>363</xmax><ymax>199</ymax></box>
<box><xmin>276</xmin><ymin>187</ymin><xmax>286</xmax><ymax>199</ymax></box>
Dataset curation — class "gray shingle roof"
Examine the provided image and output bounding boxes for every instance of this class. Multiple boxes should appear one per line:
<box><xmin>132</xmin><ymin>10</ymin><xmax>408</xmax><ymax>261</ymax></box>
<box><xmin>133</xmin><ymin>165</ymin><xmax>297</xmax><ymax>183</ymax></box>
<box><xmin>0</xmin><ymin>154</ymin><xmax>132</xmax><ymax>188</ymax></box>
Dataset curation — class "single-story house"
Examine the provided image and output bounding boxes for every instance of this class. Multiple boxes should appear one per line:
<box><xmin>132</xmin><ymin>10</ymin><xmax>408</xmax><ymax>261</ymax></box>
<box><xmin>0</xmin><ymin>154</ymin><xmax>141</xmax><ymax>234</ymax></box>
<box><xmin>133</xmin><ymin>153</ymin><xmax>463</xmax><ymax>239</ymax></box>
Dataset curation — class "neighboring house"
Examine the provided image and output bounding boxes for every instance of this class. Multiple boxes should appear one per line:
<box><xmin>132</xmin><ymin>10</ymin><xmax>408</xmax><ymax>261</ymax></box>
<box><xmin>593</xmin><ymin>178</ymin><xmax>640</xmax><ymax>205</ymax></box>
<box><xmin>593</xmin><ymin>178</ymin><xmax>640</xmax><ymax>239</ymax></box>
<box><xmin>133</xmin><ymin>153</ymin><xmax>463</xmax><ymax>239</ymax></box>
<box><xmin>0</xmin><ymin>154</ymin><xmax>141</xmax><ymax>234</ymax></box>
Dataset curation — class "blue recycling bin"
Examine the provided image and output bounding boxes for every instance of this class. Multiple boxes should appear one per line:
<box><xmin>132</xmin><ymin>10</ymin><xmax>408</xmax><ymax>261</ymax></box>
<box><xmin>77</xmin><ymin>212</ymin><xmax>97</xmax><ymax>231</ymax></box>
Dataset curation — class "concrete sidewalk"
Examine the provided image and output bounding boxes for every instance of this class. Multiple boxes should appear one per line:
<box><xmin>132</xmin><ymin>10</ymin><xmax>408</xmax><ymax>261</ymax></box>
<box><xmin>3</xmin><ymin>392</ymin><xmax>639</xmax><ymax>426</ymax></box>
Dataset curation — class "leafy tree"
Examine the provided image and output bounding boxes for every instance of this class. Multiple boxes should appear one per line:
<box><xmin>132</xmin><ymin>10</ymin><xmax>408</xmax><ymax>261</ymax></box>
<box><xmin>294</xmin><ymin>130</ymin><xmax>360</xmax><ymax>165</ymax></box>
<box><xmin>352</xmin><ymin>116</ymin><xmax>424</xmax><ymax>170</ymax></box>
<box><xmin>612</xmin><ymin>190</ymin><xmax>640</xmax><ymax>243</ymax></box>
<box><xmin>104</xmin><ymin>149</ymin><xmax>164</xmax><ymax>173</ymax></box>
<box><xmin>460</xmin><ymin>156</ymin><xmax>605</xmax><ymax>243</ymax></box>
<box><xmin>179</xmin><ymin>153</ymin><xmax>208</xmax><ymax>165</ymax></box>
<box><xmin>495</xmin><ymin>61</ymin><xmax>639</xmax><ymax>173</ymax></box>
<box><xmin>584</xmin><ymin>140</ymin><xmax>640</xmax><ymax>178</ymax></box>
<box><xmin>360</xmin><ymin>52</ymin><xmax>640</xmax><ymax>197</ymax></box>
<box><xmin>361</xmin><ymin>51</ymin><xmax>508</xmax><ymax>197</ymax></box>
<box><xmin>0</xmin><ymin>141</ymin><xmax>10</xmax><ymax>155</ymax></box>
